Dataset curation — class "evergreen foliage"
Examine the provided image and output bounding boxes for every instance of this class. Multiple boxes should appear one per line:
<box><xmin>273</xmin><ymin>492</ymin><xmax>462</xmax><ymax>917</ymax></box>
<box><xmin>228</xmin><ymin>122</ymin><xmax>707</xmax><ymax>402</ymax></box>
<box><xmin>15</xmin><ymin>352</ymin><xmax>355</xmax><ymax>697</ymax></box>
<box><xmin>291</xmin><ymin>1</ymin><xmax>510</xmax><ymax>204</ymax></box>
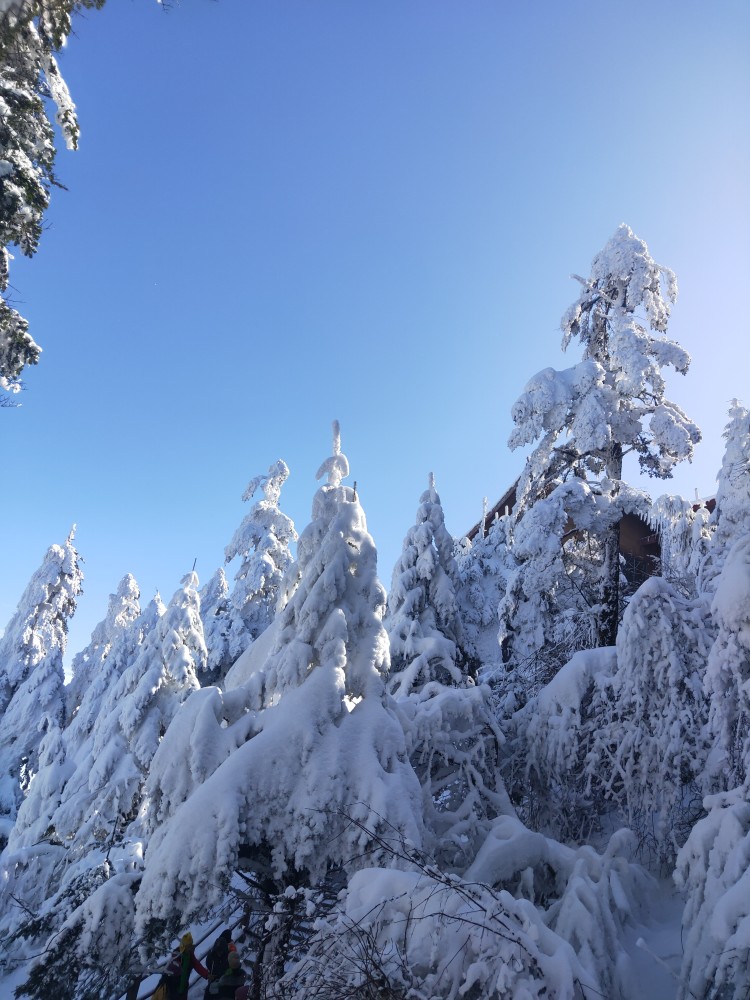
<box><xmin>132</xmin><ymin>425</ymin><xmax>424</xmax><ymax>959</ymax></box>
<box><xmin>506</xmin><ymin>224</ymin><xmax>700</xmax><ymax>651</ymax></box>
<box><xmin>585</xmin><ymin>577</ymin><xmax>712</xmax><ymax>866</ymax></box>
<box><xmin>0</xmin><ymin>528</ymin><xmax>82</xmax><ymax>843</ymax></box>
<box><xmin>8</xmin><ymin>231</ymin><xmax>750</xmax><ymax>998</ymax></box>
<box><xmin>0</xmin><ymin>0</ymin><xmax>105</xmax><ymax>402</ymax></box>
<box><xmin>223</xmin><ymin>459</ymin><xmax>297</xmax><ymax>668</ymax></box>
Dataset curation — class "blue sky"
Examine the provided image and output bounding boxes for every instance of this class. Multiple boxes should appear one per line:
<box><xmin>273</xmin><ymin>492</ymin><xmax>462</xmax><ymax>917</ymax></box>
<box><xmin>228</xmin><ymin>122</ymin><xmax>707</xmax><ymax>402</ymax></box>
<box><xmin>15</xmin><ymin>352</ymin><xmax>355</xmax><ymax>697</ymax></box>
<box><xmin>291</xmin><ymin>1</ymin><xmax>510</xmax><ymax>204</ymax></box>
<box><xmin>2</xmin><ymin>0</ymin><xmax>748</xmax><ymax>665</ymax></box>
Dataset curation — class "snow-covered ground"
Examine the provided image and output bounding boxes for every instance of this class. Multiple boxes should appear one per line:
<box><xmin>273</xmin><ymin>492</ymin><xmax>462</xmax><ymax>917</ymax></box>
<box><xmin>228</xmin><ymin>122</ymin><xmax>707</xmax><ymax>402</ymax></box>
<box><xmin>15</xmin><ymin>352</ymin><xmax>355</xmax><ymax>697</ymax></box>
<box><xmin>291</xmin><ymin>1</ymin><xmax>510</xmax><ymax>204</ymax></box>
<box><xmin>625</xmin><ymin>881</ymin><xmax>684</xmax><ymax>1000</ymax></box>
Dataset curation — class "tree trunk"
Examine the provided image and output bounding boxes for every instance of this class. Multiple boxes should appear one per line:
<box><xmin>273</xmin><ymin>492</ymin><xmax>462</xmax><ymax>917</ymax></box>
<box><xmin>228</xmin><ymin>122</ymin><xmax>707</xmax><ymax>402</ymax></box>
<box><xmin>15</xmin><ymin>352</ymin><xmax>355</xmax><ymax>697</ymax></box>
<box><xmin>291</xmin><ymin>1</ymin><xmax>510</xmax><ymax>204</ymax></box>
<box><xmin>125</xmin><ymin>977</ymin><xmax>142</xmax><ymax>1000</ymax></box>
<box><xmin>599</xmin><ymin>443</ymin><xmax>623</xmax><ymax>647</ymax></box>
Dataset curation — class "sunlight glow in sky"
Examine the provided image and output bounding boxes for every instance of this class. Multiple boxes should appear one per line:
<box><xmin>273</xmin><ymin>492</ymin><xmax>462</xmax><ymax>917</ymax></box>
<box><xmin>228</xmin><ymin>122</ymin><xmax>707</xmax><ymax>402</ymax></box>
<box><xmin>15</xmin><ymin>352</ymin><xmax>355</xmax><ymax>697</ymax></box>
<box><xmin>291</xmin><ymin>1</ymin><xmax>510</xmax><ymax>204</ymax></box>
<box><xmin>2</xmin><ymin>0</ymin><xmax>748</xmax><ymax>663</ymax></box>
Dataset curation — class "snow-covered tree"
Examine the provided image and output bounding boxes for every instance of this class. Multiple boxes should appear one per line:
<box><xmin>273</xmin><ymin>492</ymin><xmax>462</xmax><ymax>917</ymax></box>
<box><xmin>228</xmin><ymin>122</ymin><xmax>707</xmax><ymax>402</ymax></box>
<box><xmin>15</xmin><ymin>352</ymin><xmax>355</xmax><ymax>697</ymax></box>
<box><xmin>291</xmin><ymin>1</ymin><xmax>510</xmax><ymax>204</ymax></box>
<box><xmin>52</xmin><ymin>574</ymin><xmax>204</xmax><ymax>852</ymax></box>
<box><xmin>386</xmin><ymin>473</ymin><xmax>469</xmax><ymax>695</ymax></box>
<box><xmin>673</xmin><ymin>530</ymin><xmax>750</xmax><ymax>1000</ymax></box>
<box><xmin>700</xmin><ymin>400</ymin><xmax>750</xmax><ymax>596</ymax></box>
<box><xmin>198</xmin><ymin>566</ymin><xmax>231</xmax><ymax>683</ymax></box>
<box><xmin>675</xmin><ymin>784</ymin><xmax>750</xmax><ymax>1000</ymax></box>
<box><xmin>0</xmin><ymin>589</ymin><xmax>157</xmax><ymax>908</ymax></box>
<box><xmin>455</xmin><ymin>510</ymin><xmax>514</xmax><ymax>686</ymax></box>
<box><xmin>704</xmin><ymin>534</ymin><xmax>750</xmax><ymax>790</ymax></box>
<box><xmin>221</xmin><ymin>458</ymin><xmax>297</xmax><ymax>668</ymax></box>
<box><xmin>508</xmin><ymin>224</ymin><xmax>700</xmax><ymax>647</ymax></box>
<box><xmin>650</xmin><ymin>492</ymin><xmax>712</xmax><ymax>594</ymax></box>
<box><xmin>0</xmin><ymin>1</ymin><xmax>96</xmax><ymax>401</ymax></box>
<box><xmin>385</xmin><ymin>475</ymin><xmax>510</xmax><ymax>870</ymax></box>
<box><xmin>286</xmin><ymin>861</ymin><xmax>589</xmax><ymax>1000</ymax></box>
<box><xmin>133</xmin><ymin>423</ymin><xmax>424</xmax><ymax>954</ymax></box>
<box><xmin>584</xmin><ymin>576</ymin><xmax>712</xmax><ymax>865</ymax></box>
<box><xmin>0</xmin><ymin>528</ymin><xmax>82</xmax><ymax>843</ymax></box>
<box><xmin>0</xmin><ymin>575</ymin><xmax>206</xmax><ymax>1000</ymax></box>
<box><xmin>498</xmin><ymin>477</ymin><xmax>611</xmax><ymax>700</ymax></box>
<box><xmin>65</xmin><ymin>573</ymin><xmax>140</xmax><ymax>723</ymax></box>
<box><xmin>518</xmin><ymin>647</ymin><xmax>617</xmax><ymax>843</ymax></box>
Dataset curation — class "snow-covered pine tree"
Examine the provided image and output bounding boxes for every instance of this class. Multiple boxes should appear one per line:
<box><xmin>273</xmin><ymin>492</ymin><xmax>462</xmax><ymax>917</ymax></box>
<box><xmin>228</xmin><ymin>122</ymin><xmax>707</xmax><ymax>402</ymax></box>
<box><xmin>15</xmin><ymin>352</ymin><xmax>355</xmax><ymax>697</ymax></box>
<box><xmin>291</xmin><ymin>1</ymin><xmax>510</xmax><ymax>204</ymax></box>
<box><xmin>455</xmin><ymin>510</ymin><xmax>514</xmax><ymax>687</ymax></box>
<box><xmin>583</xmin><ymin>575</ymin><xmax>712</xmax><ymax>865</ymax></box>
<box><xmin>704</xmin><ymin>534</ymin><xmax>750</xmax><ymax>791</ymax></box>
<box><xmin>699</xmin><ymin>400</ymin><xmax>750</xmax><ymax>596</ymax></box>
<box><xmin>52</xmin><ymin>574</ymin><xmax>204</xmax><ymax>853</ymax></box>
<box><xmin>676</xmin><ymin>537</ymin><xmax>750</xmax><ymax>1000</ymax></box>
<box><xmin>198</xmin><ymin>566</ymin><xmax>231</xmax><ymax>684</ymax></box>
<box><xmin>0</xmin><ymin>528</ymin><xmax>82</xmax><ymax>844</ymax></box>
<box><xmin>0</xmin><ymin>591</ymin><xmax>165</xmax><ymax>998</ymax></box>
<box><xmin>64</xmin><ymin>573</ymin><xmax>140</xmax><ymax>723</ymax></box>
<box><xmin>497</xmin><ymin>477</ymin><xmax>604</xmax><ymax>700</ymax></box>
<box><xmin>650</xmin><ymin>492</ymin><xmax>712</xmax><ymax>596</ymax></box>
<box><xmin>2</xmin><ymin>575</ymin><xmax>206</xmax><ymax>1000</ymax></box>
<box><xmin>385</xmin><ymin>474</ymin><xmax>510</xmax><ymax>869</ymax></box>
<box><xmin>0</xmin><ymin>1</ymin><xmax>97</xmax><ymax>401</ymax></box>
<box><xmin>0</xmin><ymin>576</ymin><xmax>142</xmax><ymax>948</ymax></box>
<box><xmin>517</xmin><ymin>646</ymin><xmax>616</xmax><ymax>842</ymax></box>
<box><xmin>221</xmin><ymin>458</ymin><xmax>297</xmax><ymax>669</ymax></box>
<box><xmin>133</xmin><ymin>423</ymin><xmax>424</xmax><ymax>962</ymax></box>
<box><xmin>387</xmin><ymin>473</ymin><xmax>470</xmax><ymax>695</ymax></box>
<box><xmin>507</xmin><ymin>224</ymin><xmax>700</xmax><ymax>649</ymax></box>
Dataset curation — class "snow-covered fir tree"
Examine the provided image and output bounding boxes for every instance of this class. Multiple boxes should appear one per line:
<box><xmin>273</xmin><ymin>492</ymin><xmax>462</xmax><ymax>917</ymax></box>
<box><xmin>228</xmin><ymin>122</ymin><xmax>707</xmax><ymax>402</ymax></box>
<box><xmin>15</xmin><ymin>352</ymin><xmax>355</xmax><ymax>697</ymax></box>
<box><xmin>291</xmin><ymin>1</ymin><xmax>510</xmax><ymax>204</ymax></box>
<box><xmin>222</xmin><ymin>458</ymin><xmax>297</xmax><ymax>668</ymax></box>
<box><xmin>507</xmin><ymin>224</ymin><xmax>700</xmax><ymax>650</ymax></box>
<box><xmin>699</xmin><ymin>399</ymin><xmax>750</xmax><ymax>596</ymax></box>
<box><xmin>198</xmin><ymin>566</ymin><xmax>231</xmax><ymax>684</ymax></box>
<box><xmin>3</xmin><ymin>229</ymin><xmax>747</xmax><ymax>998</ymax></box>
<box><xmin>704</xmin><ymin>534</ymin><xmax>750</xmax><ymax>791</ymax></box>
<box><xmin>498</xmin><ymin>477</ymin><xmax>605</xmax><ymax>701</ymax></box>
<box><xmin>1</xmin><ymin>574</ymin><xmax>206</xmax><ymax>1000</ymax></box>
<box><xmin>583</xmin><ymin>576</ymin><xmax>712</xmax><ymax>865</ymax></box>
<box><xmin>0</xmin><ymin>528</ymin><xmax>82</xmax><ymax>844</ymax></box>
<box><xmin>455</xmin><ymin>508</ymin><xmax>514</xmax><ymax>686</ymax></box>
<box><xmin>0</xmin><ymin>598</ymin><xmax>163</xmax><ymax>1000</ymax></box>
<box><xmin>0</xmin><ymin>1</ymin><xmax>94</xmax><ymax>401</ymax></box>
<box><xmin>675</xmin><ymin>537</ymin><xmax>750</xmax><ymax>1000</ymax></box>
<box><xmin>386</xmin><ymin>474</ymin><xmax>510</xmax><ymax>869</ymax></box>
<box><xmin>386</xmin><ymin>472</ymin><xmax>470</xmax><ymax>695</ymax></box>
<box><xmin>133</xmin><ymin>424</ymin><xmax>424</xmax><ymax>987</ymax></box>
<box><xmin>53</xmin><ymin>574</ymin><xmax>204</xmax><ymax>853</ymax></box>
<box><xmin>64</xmin><ymin>573</ymin><xmax>140</xmax><ymax>723</ymax></box>
<box><xmin>517</xmin><ymin>646</ymin><xmax>617</xmax><ymax>842</ymax></box>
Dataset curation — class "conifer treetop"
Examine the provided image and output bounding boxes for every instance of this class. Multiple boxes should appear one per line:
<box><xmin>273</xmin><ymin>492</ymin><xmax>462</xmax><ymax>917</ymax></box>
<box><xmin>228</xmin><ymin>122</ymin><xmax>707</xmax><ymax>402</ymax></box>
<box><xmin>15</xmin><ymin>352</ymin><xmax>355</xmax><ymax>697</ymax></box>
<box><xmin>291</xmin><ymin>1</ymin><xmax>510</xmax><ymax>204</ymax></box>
<box><xmin>316</xmin><ymin>419</ymin><xmax>349</xmax><ymax>488</ymax></box>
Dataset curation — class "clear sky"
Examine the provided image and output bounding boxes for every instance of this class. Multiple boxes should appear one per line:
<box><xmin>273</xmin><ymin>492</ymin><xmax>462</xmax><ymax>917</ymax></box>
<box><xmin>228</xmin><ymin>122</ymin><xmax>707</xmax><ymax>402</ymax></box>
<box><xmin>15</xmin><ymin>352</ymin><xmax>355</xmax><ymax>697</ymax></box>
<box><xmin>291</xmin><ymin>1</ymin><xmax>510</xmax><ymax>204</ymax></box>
<box><xmin>2</xmin><ymin>0</ymin><xmax>748</xmax><ymax>666</ymax></box>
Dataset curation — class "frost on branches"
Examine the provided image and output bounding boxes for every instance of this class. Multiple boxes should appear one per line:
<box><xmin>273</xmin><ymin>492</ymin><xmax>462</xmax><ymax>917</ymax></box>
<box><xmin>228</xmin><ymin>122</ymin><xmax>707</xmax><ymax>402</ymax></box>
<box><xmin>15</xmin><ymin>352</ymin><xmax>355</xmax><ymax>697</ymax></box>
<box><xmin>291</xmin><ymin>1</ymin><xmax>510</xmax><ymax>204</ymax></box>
<box><xmin>508</xmin><ymin>224</ymin><xmax>699</xmax><ymax>649</ymax></box>
<box><xmin>133</xmin><ymin>425</ymin><xmax>424</xmax><ymax>949</ymax></box>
